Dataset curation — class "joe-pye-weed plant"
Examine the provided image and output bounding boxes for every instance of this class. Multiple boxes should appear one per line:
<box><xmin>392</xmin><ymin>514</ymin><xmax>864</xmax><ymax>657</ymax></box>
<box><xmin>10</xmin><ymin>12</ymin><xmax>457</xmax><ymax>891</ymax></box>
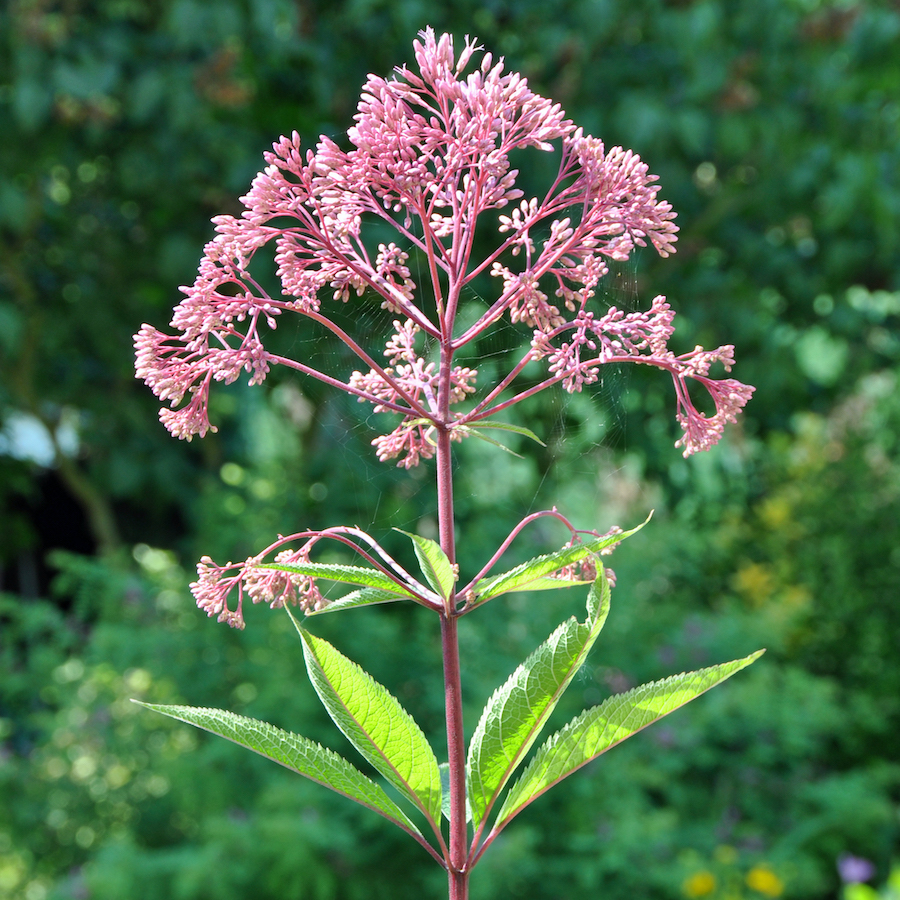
<box><xmin>135</xmin><ymin>29</ymin><xmax>761</xmax><ymax>899</ymax></box>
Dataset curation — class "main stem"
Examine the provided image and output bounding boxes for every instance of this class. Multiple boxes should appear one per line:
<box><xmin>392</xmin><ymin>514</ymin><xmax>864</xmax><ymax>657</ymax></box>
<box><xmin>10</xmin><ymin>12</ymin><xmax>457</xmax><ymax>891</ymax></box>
<box><xmin>436</xmin><ymin>414</ymin><xmax>468</xmax><ymax>899</ymax></box>
<box><xmin>441</xmin><ymin>611</ymin><xmax>468</xmax><ymax>900</ymax></box>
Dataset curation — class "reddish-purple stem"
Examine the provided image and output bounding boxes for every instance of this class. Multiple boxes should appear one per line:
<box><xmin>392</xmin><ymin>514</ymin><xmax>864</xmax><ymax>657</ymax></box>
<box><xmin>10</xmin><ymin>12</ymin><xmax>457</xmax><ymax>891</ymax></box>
<box><xmin>269</xmin><ymin>354</ymin><xmax>418</xmax><ymax>418</ymax></box>
<box><xmin>301</xmin><ymin>309</ymin><xmax>432</xmax><ymax>415</ymax></box>
<box><xmin>436</xmin><ymin>330</ymin><xmax>469</xmax><ymax>899</ymax></box>
<box><xmin>457</xmin><ymin>508</ymin><xmax>581</xmax><ymax>603</ymax></box>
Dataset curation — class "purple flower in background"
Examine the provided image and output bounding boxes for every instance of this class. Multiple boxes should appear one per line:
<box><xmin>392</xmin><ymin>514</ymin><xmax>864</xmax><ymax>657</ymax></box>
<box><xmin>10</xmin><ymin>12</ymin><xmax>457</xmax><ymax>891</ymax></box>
<box><xmin>838</xmin><ymin>854</ymin><xmax>875</xmax><ymax>884</ymax></box>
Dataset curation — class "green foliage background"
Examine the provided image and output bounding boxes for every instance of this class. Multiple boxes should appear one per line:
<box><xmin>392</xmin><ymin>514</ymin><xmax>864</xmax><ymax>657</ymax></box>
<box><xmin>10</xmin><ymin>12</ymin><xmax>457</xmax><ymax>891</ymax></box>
<box><xmin>1</xmin><ymin>0</ymin><xmax>899</xmax><ymax>898</ymax></box>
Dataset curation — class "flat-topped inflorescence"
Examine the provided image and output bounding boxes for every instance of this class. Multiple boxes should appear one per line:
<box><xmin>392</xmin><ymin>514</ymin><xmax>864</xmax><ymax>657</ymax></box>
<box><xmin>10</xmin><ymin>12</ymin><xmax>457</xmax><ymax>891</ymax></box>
<box><xmin>135</xmin><ymin>28</ymin><xmax>748</xmax><ymax>466</ymax></box>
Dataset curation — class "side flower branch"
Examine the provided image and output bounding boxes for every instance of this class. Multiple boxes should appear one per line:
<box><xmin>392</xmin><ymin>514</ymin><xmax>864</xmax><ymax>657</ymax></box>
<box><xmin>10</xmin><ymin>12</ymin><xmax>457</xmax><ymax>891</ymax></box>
<box><xmin>192</xmin><ymin>526</ymin><xmax>442</xmax><ymax>629</ymax></box>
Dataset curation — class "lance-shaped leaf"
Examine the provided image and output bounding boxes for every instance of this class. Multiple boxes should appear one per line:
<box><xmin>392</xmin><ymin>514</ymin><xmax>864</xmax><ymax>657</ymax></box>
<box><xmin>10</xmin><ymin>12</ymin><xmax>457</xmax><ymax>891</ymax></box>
<box><xmin>466</xmin><ymin>419</ymin><xmax>547</xmax><ymax>446</ymax></box>
<box><xmin>466</xmin><ymin>570</ymin><xmax>610</xmax><ymax>828</ymax></box>
<box><xmin>257</xmin><ymin>560</ymin><xmax>414</xmax><ymax>595</ymax></box>
<box><xmin>452</xmin><ymin>420</ymin><xmax>546</xmax><ymax>460</ymax></box>
<box><xmin>473</xmin><ymin>517</ymin><xmax>648</xmax><ymax>606</ymax></box>
<box><xmin>456</xmin><ymin>426</ymin><xmax>524</xmax><ymax>458</ymax></box>
<box><xmin>294</xmin><ymin>619</ymin><xmax>443</xmax><ymax>826</ymax></box>
<box><xmin>476</xmin><ymin>574</ymin><xmax>593</xmax><ymax>594</ymax></box>
<box><xmin>305</xmin><ymin>587</ymin><xmax>411</xmax><ymax>616</ymax></box>
<box><xmin>395</xmin><ymin>530</ymin><xmax>456</xmax><ymax>602</ymax></box>
<box><xmin>135</xmin><ymin>703</ymin><xmax>423</xmax><ymax>839</ymax></box>
<box><xmin>492</xmin><ymin>650</ymin><xmax>765</xmax><ymax>832</ymax></box>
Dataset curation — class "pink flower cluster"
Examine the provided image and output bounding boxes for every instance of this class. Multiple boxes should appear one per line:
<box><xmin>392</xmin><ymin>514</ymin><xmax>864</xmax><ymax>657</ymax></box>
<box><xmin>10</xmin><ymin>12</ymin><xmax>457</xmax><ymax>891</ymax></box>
<box><xmin>193</xmin><ymin>545</ymin><xmax>327</xmax><ymax>630</ymax></box>
<box><xmin>530</xmin><ymin>296</ymin><xmax>754</xmax><ymax>456</ymax></box>
<box><xmin>135</xmin><ymin>27</ymin><xmax>750</xmax><ymax>464</ymax></box>
<box><xmin>348</xmin><ymin>320</ymin><xmax>477</xmax><ymax>466</ymax></box>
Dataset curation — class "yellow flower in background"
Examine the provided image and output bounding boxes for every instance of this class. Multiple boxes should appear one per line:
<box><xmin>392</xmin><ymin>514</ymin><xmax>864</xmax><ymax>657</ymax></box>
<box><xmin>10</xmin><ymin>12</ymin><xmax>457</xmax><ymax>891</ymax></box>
<box><xmin>733</xmin><ymin>562</ymin><xmax>775</xmax><ymax>606</ymax></box>
<box><xmin>683</xmin><ymin>870</ymin><xmax>718</xmax><ymax>897</ymax></box>
<box><xmin>747</xmin><ymin>865</ymin><xmax>784</xmax><ymax>896</ymax></box>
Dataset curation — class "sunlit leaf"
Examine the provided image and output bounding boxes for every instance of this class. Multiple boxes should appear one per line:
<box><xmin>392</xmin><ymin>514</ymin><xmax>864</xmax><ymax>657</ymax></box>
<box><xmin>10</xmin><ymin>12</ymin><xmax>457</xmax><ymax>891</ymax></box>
<box><xmin>466</xmin><ymin>571</ymin><xmax>610</xmax><ymax>828</ymax></box>
<box><xmin>292</xmin><ymin>616</ymin><xmax>443</xmax><ymax>826</ymax></box>
<box><xmin>458</xmin><ymin>426</ymin><xmax>524</xmax><ymax>457</ymax></box>
<box><xmin>467</xmin><ymin>419</ymin><xmax>547</xmax><ymax>446</ymax></box>
<box><xmin>305</xmin><ymin>587</ymin><xmax>410</xmax><ymax>616</ymax></box>
<box><xmin>257</xmin><ymin>560</ymin><xmax>413</xmax><ymax>595</ymax></box>
<box><xmin>395</xmin><ymin>530</ymin><xmax>456</xmax><ymax>601</ymax></box>
<box><xmin>473</xmin><ymin>516</ymin><xmax>648</xmax><ymax>605</ymax></box>
<box><xmin>492</xmin><ymin>651</ymin><xmax>765</xmax><ymax>832</ymax></box>
<box><xmin>135</xmin><ymin>703</ymin><xmax>423</xmax><ymax>838</ymax></box>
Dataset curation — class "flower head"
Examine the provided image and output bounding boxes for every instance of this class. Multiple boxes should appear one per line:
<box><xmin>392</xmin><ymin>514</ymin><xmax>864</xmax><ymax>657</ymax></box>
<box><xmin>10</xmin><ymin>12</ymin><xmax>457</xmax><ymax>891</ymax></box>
<box><xmin>136</xmin><ymin>28</ymin><xmax>748</xmax><ymax>463</ymax></box>
<box><xmin>191</xmin><ymin>543</ymin><xmax>329</xmax><ymax>630</ymax></box>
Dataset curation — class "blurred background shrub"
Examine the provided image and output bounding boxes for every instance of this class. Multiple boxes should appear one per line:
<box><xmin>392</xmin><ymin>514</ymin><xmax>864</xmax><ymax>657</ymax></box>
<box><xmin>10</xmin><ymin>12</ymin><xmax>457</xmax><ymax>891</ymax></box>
<box><xmin>1</xmin><ymin>0</ymin><xmax>898</xmax><ymax>898</ymax></box>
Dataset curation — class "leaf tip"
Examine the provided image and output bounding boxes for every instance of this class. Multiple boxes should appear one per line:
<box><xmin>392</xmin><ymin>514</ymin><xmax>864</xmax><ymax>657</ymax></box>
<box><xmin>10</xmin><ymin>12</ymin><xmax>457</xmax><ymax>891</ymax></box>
<box><xmin>284</xmin><ymin>604</ymin><xmax>306</xmax><ymax>634</ymax></box>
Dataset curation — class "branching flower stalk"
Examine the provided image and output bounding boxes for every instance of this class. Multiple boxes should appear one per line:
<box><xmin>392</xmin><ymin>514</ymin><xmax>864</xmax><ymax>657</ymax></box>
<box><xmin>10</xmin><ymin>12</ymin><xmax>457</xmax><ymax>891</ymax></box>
<box><xmin>135</xmin><ymin>30</ymin><xmax>761</xmax><ymax>900</ymax></box>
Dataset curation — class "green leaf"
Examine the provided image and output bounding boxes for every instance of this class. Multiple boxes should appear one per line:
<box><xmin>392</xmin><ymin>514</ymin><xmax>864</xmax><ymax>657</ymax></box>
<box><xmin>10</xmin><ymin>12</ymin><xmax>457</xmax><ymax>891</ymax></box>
<box><xmin>293</xmin><ymin>617</ymin><xmax>443</xmax><ymax>825</ymax></box>
<box><xmin>439</xmin><ymin>763</ymin><xmax>472</xmax><ymax>823</ymax></box>
<box><xmin>467</xmin><ymin>419</ymin><xmax>547</xmax><ymax>446</ymax></box>
<box><xmin>466</xmin><ymin>570</ymin><xmax>610</xmax><ymax>828</ymax></box>
<box><xmin>480</xmin><ymin>575</ymin><xmax>593</xmax><ymax>593</ymax></box>
<box><xmin>493</xmin><ymin>650</ymin><xmax>765</xmax><ymax>831</ymax></box>
<box><xmin>257</xmin><ymin>560</ymin><xmax>412</xmax><ymax>595</ymax></box>
<box><xmin>395</xmin><ymin>530</ymin><xmax>456</xmax><ymax>601</ymax></box>
<box><xmin>473</xmin><ymin>517</ymin><xmax>648</xmax><ymax>605</ymax></box>
<box><xmin>134</xmin><ymin>703</ymin><xmax>423</xmax><ymax>838</ymax></box>
<box><xmin>305</xmin><ymin>587</ymin><xmax>410</xmax><ymax>616</ymax></box>
<box><xmin>457</xmin><ymin>426</ymin><xmax>524</xmax><ymax>458</ymax></box>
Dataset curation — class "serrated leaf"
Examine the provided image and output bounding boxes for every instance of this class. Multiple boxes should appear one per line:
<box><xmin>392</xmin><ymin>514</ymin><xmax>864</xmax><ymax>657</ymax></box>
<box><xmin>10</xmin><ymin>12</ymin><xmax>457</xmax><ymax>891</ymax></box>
<box><xmin>473</xmin><ymin>517</ymin><xmax>648</xmax><ymax>605</ymax></box>
<box><xmin>134</xmin><ymin>703</ymin><xmax>423</xmax><ymax>838</ymax></box>
<box><xmin>294</xmin><ymin>619</ymin><xmax>442</xmax><ymax>825</ymax></box>
<box><xmin>493</xmin><ymin>650</ymin><xmax>765</xmax><ymax>831</ymax></box>
<box><xmin>468</xmin><ymin>419</ymin><xmax>547</xmax><ymax>446</ymax></box>
<box><xmin>395</xmin><ymin>530</ymin><xmax>456</xmax><ymax>601</ymax></box>
<box><xmin>466</xmin><ymin>571</ymin><xmax>610</xmax><ymax>828</ymax></box>
<box><xmin>305</xmin><ymin>587</ymin><xmax>410</xmax><ymax>616</ymax></box>
<box><xmin>488</xmin><ymin>576</ymin><xmax>593</xmax><ymax>593</ymax></box>
<box><xmin>256</xmin><ymin>560</ymin><xmax>413</xmax><ymax>595</ymax></box>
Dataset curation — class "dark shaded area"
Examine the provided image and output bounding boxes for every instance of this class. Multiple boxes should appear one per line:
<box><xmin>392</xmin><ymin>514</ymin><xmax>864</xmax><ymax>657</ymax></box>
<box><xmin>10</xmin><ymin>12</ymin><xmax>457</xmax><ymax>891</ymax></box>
<box><xmin>0</xmin><ymin>469</ymin><xmax>95</xmax><ymax>598</ymax></box>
